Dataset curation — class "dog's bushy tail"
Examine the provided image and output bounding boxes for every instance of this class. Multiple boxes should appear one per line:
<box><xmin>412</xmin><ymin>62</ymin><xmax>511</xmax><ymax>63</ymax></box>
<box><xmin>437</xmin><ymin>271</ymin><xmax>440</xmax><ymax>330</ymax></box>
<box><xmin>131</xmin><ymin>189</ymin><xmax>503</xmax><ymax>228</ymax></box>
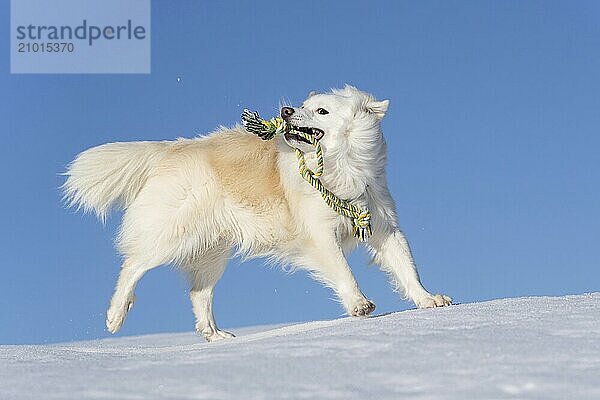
<box><xmin>63</xmin><ymin>141</ymin><xmax>167</xmax><ymax>221</ymax></box>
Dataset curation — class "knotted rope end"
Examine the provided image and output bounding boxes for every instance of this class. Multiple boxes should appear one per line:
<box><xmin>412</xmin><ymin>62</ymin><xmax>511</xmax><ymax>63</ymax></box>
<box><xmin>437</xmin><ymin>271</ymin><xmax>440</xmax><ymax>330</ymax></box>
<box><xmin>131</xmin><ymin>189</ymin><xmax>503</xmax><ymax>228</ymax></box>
<box><xmin>242</xmin><ymin>109</ymin><xmax>289</xmax><ymax>140</ymax></box>
<box><xmin>352</xmin><ymin>211</ymin><xmax>372</xmax><ymax>242</ymax></box>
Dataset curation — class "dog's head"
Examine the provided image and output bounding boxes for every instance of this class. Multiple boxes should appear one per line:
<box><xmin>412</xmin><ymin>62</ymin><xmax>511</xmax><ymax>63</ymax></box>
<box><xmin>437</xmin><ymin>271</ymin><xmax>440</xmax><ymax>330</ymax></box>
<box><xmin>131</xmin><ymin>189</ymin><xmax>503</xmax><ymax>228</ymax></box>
<box><xmin>281</xmin><ymin>85</ymin><xmax>389</xmax><ymax>197</ymax></box>
<box><xmin>281</xmin><ymin>85</ymin><xmax>389</xmax><ymax>154</ymax></box>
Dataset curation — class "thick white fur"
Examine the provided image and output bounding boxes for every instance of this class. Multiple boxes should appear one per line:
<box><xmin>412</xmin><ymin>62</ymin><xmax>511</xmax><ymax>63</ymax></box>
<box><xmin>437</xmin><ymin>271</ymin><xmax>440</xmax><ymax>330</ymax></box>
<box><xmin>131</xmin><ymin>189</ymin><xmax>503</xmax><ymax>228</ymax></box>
<box><xmin>64</xmin><ymin>86</ymin><xmax>451</xmax><ymax>342</ymax></box>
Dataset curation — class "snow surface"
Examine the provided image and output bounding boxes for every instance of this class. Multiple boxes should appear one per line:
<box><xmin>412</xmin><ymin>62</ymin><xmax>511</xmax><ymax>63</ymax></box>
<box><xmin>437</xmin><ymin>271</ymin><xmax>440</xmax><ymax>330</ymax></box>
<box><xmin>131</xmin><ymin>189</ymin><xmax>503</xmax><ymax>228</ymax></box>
<box><xmin>2</xmin><ymin>294</ymin><xmax>599</xmax><ymax>400</ymax></box>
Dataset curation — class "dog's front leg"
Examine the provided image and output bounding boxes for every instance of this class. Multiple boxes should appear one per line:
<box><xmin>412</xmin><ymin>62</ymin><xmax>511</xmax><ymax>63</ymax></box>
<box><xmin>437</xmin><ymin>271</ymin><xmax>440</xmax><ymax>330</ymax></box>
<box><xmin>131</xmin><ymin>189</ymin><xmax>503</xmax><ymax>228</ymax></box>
<box><xmin>369</xmin><ymin>229</ymin><xmax>452</xmax><ymax>308</ymax></box>
<box><xmin>297</xmin><ymin>240</ymin><xmax>375</xmax><ymax>317</ymax></box>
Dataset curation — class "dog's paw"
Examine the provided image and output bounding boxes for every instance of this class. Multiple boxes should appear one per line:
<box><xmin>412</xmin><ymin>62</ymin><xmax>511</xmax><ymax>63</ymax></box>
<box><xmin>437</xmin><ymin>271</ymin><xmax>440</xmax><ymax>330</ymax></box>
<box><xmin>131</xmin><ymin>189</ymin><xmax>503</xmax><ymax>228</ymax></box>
<box><xmin>349</xmin><ymin>298</ymin><xmax>376</xmax><ymax>317</ymax></box>
<box><xmin>199</xmin><ymin>326</ymin><xmax>236</xmax><ymax>342</ymax></box>
<box><xmin>106</xmin><ymin>295</ymin><xmax>135</xmax><ymax>334</ymax></box>
<box><xmin>415</xmin><ymin>293</ymin><xmax>452</xmax><ymax>309</ymax></box>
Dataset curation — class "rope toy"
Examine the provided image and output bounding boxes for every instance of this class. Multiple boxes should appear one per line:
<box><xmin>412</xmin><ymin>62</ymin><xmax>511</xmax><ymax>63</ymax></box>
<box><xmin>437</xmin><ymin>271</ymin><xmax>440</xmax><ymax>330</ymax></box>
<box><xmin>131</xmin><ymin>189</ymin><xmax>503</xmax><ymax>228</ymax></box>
<box><xmin>241</xmin><ymin>109</ymin><xmax>372</xmax><ymax>241</ymax></box>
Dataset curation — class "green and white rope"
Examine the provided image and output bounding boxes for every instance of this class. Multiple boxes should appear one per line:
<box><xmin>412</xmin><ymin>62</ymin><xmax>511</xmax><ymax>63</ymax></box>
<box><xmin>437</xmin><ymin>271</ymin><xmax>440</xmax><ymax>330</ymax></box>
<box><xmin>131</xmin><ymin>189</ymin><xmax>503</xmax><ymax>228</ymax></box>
<box><xmin>241</xmin><ymin>109</ymin><xmax>372</xmax><ymax>241</ymax></box>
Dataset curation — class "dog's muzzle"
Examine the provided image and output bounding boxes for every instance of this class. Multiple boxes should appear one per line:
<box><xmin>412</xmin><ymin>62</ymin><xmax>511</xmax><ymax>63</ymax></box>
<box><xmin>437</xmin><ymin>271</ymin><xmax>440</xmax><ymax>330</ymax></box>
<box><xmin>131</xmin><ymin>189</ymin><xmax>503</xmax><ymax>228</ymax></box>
<box><xmin>280</xmin><ymin>107</ymin><xmax>325</xmax><ymax>142</ymax></box>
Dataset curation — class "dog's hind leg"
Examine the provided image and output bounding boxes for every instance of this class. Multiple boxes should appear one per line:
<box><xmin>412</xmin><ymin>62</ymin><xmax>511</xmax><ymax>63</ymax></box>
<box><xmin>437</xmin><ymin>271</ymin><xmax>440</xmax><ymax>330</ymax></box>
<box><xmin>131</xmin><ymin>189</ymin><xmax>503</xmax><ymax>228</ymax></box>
<box><xmin>106</xmin><ymin>259</ymin><xmax>158</xmax><ymax>334</ymax></box>
<box><xmin>183</xmin><ymin>245</ymin><xmax>234</xmax><ymax>342</ymax></box>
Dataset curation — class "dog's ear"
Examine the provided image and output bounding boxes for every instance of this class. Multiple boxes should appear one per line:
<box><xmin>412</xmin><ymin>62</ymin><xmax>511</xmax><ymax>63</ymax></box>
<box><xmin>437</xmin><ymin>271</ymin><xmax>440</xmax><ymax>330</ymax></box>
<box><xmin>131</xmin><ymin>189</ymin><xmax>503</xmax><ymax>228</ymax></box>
<box><xmin>307</xmin><ymin>90</ymin><xmax>318</xmax><ymax>98</ymax></box>
<box><xmin>367</xmin><ymin>99</ymin><xmax>389</xmax><ymax>120</ymax></box>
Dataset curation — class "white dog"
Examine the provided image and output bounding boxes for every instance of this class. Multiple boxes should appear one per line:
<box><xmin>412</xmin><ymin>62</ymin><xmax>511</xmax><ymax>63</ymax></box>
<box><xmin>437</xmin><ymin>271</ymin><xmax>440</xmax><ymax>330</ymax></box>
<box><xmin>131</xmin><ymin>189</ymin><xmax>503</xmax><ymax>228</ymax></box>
<box><xmin>64</xmin><ymin>86</ymin><xmax>451</xmax><ymax>342</ymax></box>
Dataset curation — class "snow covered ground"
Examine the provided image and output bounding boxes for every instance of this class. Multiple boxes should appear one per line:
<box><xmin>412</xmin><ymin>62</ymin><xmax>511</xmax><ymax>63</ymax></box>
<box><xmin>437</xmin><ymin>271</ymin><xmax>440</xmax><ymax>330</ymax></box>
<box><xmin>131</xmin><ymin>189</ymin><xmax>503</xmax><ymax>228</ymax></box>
<box><xmin>1</xmin><ymin>293</ymin><xmax>599</xmax><ymax>399</ymax></box>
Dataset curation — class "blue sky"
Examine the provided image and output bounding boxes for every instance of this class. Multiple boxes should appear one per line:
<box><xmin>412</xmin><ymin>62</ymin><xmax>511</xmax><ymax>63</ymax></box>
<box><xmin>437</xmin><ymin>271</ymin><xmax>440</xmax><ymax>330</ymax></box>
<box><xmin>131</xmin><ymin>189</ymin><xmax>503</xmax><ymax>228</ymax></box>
<box><xmin>1</xmin><ymin>1</ymin><xmax>599</xmax><ymax>344</ymax></box>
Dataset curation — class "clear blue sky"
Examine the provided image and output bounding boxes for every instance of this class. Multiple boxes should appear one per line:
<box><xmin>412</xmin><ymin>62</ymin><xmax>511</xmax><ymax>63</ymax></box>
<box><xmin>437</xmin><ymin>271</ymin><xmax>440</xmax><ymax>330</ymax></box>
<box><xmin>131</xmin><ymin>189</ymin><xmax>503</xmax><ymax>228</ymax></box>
<box><xmin>1</xmin><ymin>1</ymin><xmax>598</xmax><ymax>344</ymax></box>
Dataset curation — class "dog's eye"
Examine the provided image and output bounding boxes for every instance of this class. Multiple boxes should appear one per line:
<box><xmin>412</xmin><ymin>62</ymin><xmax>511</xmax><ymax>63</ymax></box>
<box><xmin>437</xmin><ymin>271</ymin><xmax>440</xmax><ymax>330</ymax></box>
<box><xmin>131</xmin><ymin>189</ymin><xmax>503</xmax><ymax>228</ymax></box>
<box><xmin>316</xmin><ymin>108</ymin><xmax>329</xmax><ymax>115</ymax></box>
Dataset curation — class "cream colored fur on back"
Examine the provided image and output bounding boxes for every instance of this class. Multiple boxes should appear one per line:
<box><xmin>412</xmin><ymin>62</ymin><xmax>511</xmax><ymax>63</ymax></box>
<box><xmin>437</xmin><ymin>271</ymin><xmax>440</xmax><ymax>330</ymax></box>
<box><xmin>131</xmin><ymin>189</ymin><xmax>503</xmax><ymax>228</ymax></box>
<box><xmin>64</xmin><ymin>86</ymin><xmax>451</xmax><ymax>342</ymax></box>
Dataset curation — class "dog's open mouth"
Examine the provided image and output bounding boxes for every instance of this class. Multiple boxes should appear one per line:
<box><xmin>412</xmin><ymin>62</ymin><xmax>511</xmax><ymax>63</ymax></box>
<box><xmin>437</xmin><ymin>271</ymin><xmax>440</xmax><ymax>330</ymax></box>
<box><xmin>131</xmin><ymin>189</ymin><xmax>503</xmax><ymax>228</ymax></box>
<box><xmin>284</xmin><ymin>126</ymin><xmax>325</xmax><ymax>144</ymax></box>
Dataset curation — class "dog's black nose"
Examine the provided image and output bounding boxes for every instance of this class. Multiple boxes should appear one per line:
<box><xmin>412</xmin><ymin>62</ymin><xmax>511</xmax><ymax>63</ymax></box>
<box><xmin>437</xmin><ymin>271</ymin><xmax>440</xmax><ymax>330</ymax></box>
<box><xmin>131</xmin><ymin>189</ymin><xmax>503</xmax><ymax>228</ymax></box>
<box><xmin>281</xmin><ymin>107</ymin><xmax>295</xmax><ymax>119</ymax></box>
